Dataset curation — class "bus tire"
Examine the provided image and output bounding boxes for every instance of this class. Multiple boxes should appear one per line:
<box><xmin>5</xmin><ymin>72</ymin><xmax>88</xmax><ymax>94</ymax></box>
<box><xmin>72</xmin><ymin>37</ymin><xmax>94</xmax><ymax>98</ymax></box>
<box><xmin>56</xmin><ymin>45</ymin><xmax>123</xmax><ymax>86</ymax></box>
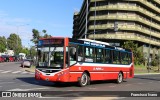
<box><xmin>78</xmin><ymin>72</ymin><xmax>90</xmax><ymax>87</ymax></box>
<box><xmin>117</xmin><ymin>72</ymin><xmax>123</xmax><ymax>84</ymax></box>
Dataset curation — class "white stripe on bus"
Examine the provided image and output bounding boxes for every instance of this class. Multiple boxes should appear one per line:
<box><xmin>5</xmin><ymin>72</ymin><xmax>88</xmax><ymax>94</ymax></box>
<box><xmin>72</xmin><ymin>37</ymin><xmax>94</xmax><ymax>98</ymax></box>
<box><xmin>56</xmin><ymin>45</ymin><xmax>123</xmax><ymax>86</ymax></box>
<box><xmin>75</xmin><ymin>63</ymin><xmax>133</xmax><ymax>68</ymax></box>
<box><xmin>69</xmin><ymin>72</ymin><xmax>83</xmax><ymax>73</ymax></box>
<box><xmin>69</xmin><ymin>72</ymin><xmax>129</xmax><ymax>74</ymax></box>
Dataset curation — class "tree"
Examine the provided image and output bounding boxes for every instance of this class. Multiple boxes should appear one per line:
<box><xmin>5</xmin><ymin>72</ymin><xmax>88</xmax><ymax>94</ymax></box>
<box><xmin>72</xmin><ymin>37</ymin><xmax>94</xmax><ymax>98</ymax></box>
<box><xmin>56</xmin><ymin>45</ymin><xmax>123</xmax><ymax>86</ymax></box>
<box><xmin>42</xmin><ymin>30</ymin><xmax>52</xmax><ymax>38</ymax></box>
<box><xmin>7</xmin><ymin>33</ymin><xmax>22</xmax><ymax>54</ymax></box>
<box><xmin>43</xmin><ymin>34</ymin><xmax>52</xmax><ymax>38</ymax></box>
<box><xmin>31</xmin><ymin>29</ymin><xmax>40</xmax><ymax>45</ymax></box>
<box><xmin>0</xmin><ymin>36</ymin><xmax>7</xmax><ymax>52</ymax></box>
<box><xmin>30</xmin><ymin>46</ymin><xmax>36</xmax><ymax>58</ymax></box>
<box><xmin>42</xmin><ymin>30</ymin><xmax>46</xmax><ymax>34</ymax></box>
<box><xmin>122</xmin><ymin>41</ymin><xmax>144</xmax><ymax>65</ymax></box>
<box><xmin>31</xmin><ymin>29</ymin><xmax>52</xmax><ymax>45</ymax></box>
<box><xmin>21</xmin><ymin>48</ymin><xmax>29</xmax><ymax>56</ymax></box>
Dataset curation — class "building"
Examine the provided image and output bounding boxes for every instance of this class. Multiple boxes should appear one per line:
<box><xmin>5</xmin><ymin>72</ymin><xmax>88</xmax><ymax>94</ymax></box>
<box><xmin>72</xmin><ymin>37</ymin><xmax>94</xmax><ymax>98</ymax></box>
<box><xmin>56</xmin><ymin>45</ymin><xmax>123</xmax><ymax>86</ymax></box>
<box><xmin>0</xmin><ymin>50</ymin><xmax>14</xmax><ymax>56</ymax></box>
<box><xmin>72</xmin><ymin>0</ymin><xmax>160</xmax><ymax>59</ymax></box>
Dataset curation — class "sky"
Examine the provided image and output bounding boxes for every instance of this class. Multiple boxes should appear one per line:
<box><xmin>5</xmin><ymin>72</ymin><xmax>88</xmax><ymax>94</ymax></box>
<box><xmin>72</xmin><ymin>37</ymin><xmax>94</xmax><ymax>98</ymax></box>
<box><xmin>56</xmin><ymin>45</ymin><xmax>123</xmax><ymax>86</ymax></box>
<box><xmin>0</xmin><ymin>0</ymin><xmax>83</xmax><ymax>47</ymax></box>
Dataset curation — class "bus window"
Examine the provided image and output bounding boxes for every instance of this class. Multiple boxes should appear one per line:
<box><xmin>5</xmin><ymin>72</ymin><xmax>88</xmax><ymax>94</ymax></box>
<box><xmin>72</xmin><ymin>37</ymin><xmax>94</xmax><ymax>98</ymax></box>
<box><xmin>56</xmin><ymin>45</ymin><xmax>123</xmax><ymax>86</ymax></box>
<box><xmin>113</xmin><ymin>50</ymin><xmax>120</xmax><ymax>64</ymax></box>
<box><xmin>121</xmin><ymin>52</ymin><xmax>133</xmax><ymax>65</ymax></box>
<box><xmin>121</xmin><ymin>52</ymin><xmax>128</xmax><ymax>64</ymax></box>
<box><xmin>105</xmin><ymin>49</ymin><xmax>111</xmax><ymax>64</ymax></box>
<box><xmin>96</xmin><ymin>48</ymin><xmax>103</xmax><ymax>63</ymax></box>
<box><xmin>50</xmin><ymin>47</ymin><xmax>64</xmax><ymax>67</ymax></box>
<box><xmin>128</xmin><ymin>53</ymin><xmax>132</xmax><ymax>64</ymax></box>
<box><xmin>85</xmin><ymin>47</ymin><xmax>94</xmax><ymax>62</ymax></box>
<box><xmin>69</xmin><ymin>47</ymin><xmax>77</xmax><ymax>65</ymax></box>
<box><xmin>78</xmin><ymin>45</ymin><xmax>83</xmax><ymax>62</ymax></box>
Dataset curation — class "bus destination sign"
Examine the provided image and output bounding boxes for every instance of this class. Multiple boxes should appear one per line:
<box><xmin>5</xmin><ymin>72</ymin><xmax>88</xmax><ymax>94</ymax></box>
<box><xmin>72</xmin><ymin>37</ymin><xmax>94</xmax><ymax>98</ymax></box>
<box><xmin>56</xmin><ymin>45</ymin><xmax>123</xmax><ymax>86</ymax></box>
<box><xmin>38</xmin><ymin>39</ymin><xmax>64</xmax><ymax>46</ymax></box>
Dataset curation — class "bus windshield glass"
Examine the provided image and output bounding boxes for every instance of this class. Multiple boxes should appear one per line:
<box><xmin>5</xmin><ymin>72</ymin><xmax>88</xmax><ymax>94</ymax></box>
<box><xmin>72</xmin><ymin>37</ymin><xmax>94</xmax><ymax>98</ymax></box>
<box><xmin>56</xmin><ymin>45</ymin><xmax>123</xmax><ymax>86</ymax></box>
<box><xmin>37</xmin><ymin>47</ymin><xmax>64</xmax><ymax>68</ymax></box>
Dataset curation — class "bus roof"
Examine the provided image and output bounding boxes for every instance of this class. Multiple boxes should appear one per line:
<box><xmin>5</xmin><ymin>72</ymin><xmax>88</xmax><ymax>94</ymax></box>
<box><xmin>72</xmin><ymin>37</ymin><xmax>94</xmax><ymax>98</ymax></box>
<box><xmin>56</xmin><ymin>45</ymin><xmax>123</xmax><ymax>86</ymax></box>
<box><xmin>79</xmin><ymin>39</ymin><xmax>110</xmax><ymax>46</ymax></box>
<box><xmin>38</xmin><ymin>37</ymin><xmax>132</xmax><ymax>52</ymax></box>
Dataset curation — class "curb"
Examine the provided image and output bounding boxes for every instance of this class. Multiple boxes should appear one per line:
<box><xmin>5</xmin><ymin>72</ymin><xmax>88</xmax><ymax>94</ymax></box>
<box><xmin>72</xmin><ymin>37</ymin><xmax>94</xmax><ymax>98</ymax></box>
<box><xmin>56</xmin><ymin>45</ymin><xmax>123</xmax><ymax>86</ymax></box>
<box><xmin>135</xmin><ymin>73</ymin><xmax>160</xmax><ymax>75</ymax></box>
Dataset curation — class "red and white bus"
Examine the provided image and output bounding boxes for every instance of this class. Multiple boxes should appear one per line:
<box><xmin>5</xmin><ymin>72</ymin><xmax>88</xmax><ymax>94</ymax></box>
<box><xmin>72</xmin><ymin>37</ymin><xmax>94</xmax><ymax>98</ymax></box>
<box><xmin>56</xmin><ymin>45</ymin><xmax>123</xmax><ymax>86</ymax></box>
<box><xmin>35</xmin><ymin>37</ymin><xmax>134</xmax><ymax>86</ymax></box>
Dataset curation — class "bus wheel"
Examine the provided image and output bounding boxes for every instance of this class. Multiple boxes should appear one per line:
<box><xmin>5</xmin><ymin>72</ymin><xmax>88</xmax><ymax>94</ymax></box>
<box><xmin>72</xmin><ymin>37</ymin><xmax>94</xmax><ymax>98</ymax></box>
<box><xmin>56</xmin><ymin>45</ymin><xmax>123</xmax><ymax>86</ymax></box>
<box><xmin>117</xmin><ymin>72</ymin><xmax>123</xmax><ymax>84</ymax></box>
<box><xmin>78</xmin><ymin>72</ymin><xmax>90</xmax><ymax>87</ymax></box>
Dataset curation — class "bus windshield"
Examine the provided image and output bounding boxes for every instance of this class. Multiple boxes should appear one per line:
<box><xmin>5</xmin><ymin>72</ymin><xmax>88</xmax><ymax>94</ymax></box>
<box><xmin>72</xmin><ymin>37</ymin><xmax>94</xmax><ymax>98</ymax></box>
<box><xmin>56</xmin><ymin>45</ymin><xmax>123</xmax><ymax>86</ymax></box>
<box><xmin>37</xmin><ymin>47</ymin><xmax>64</xmax><ymax>68</ymax></box>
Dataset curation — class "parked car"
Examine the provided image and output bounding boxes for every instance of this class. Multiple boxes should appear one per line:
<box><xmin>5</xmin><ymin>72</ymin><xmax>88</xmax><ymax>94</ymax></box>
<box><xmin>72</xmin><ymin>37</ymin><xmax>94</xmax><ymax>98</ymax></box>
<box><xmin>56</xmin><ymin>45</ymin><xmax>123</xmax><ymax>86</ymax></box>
<box><xmin>0</xmin><ymin>56</ymin><xmax>5</xmax><ymax>62</ymax></box>
<box><xmin>1</xmin><ymin>55</ymin><xmax>10</xmax><ymax>62</ymax></box>
<box><xmin>11</xmin><ymin>56</ymin><xmax>19</xmax><ymax>62</ymax></box>
<box><xmin>21</xmin><ymin>59</ymin><xmax>34</xmax><ymax>68</ymax></box>
<box><xmin>9</xmin><ymin>56</ymin><xmax>14</xmax><ymax>62</ymax></box>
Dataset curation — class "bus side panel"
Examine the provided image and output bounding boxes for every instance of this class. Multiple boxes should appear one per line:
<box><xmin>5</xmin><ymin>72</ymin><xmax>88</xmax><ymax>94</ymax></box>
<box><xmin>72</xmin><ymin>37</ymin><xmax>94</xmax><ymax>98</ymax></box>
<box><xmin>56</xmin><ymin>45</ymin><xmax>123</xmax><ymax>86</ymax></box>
<box><xmin>69</xmin><ymin>65</ymin><xmax>133</xmax><ymax>82</ymax></box>
<box><xmin>90</xmin><ymin>73</ymin><xmax>104</xmax><ymax>80</ymax></box>
<box><xmin>69</xmin><ymin>65</ymin><xmax>107</xmax><ymax>81</ymax></box>
<box><xmin>69</xmin><ymin>73</ymin><xmax>82</xmax><ymax>82</ymax></box>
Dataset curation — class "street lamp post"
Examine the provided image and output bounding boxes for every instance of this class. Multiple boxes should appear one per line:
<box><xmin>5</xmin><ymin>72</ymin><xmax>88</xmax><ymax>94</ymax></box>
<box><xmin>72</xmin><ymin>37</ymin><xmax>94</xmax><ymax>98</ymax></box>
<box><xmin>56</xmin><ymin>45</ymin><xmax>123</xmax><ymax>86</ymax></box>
<box><xmin>158</xmin><ymin>45</ymin><xmax>160</xmax><ymax>72</ymax></box>
<box><xmin>147</xmin><ymin>18</ymin><xmax>152</xmax><ymax>73</ymax></box>
<box><xmin>85</xmin><ymin>0</ymin><xmax>88</xmax><ymax>39</ymax></box>
<box><xmin>93</xmin><ymin>1</ymin><xmax>96</xmax><ymax>40</ymax></box>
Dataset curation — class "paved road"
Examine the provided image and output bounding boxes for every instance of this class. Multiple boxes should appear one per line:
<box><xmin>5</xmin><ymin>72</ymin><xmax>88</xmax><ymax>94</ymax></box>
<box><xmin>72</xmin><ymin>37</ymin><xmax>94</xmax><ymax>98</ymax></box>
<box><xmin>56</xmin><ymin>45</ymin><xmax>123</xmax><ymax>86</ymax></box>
<box><xmin>0</xmin><ymin>62</ymin><xmax>159</xmax><ymax>100</ymax></box>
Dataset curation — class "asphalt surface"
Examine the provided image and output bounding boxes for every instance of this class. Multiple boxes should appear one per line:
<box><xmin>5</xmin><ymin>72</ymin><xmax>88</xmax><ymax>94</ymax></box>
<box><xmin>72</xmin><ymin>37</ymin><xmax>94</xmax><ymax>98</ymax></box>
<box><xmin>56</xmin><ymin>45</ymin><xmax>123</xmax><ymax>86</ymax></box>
<box><xmin>0</xmin><ymin>62</ymin><xmax>160</xmax><ymax>100</ymax></box>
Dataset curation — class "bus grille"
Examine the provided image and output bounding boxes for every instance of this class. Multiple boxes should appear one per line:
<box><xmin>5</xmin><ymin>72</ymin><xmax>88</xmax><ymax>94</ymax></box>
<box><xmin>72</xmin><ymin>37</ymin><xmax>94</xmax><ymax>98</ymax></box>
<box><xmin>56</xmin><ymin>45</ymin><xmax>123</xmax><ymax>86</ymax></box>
<box><xmin>39</xmin><ymin>69</ymin><xmax>59</xmax><ymax>73</ymax></box>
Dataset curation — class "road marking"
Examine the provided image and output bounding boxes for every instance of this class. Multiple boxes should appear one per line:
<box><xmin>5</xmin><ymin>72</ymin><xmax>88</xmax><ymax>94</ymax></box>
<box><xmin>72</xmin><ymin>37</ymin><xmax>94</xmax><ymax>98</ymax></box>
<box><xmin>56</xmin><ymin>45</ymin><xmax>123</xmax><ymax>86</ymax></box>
<box><xmin>29</xmin><ymin>73</ymin><xmax>34</xmax><ymax>74</ymax></box>
<box><xmin>0</xmin><ymin>82</ymin><xmax>15</xmax><ymax>84</ymax></box>
<box><xmin>1</xmin><ymin>70</ymin><xmax>12</xmax><ymax>73</ymax></box>
<box><xmin>149</xmin><ymin>82</ymin><xmax>153</xmax><ymax>83</ymax></box>
<box><xmin>7</xmin><ymin>87</ymin><xmax>49</xmax><ymax>91</ymax></box>
<box><xmin>21</xmin><ymin>71</ymin><xmax>29</xmax><ymax>74</ymax></box>
<box><xmin>12</xmin><ymin>71</ymin><xmax>22</xmax><ymax>74</ymax></box>
<box><xmin>0</xmin><ymin>70</ymin><xmax>4</xmax><ymax>72</ymax></box>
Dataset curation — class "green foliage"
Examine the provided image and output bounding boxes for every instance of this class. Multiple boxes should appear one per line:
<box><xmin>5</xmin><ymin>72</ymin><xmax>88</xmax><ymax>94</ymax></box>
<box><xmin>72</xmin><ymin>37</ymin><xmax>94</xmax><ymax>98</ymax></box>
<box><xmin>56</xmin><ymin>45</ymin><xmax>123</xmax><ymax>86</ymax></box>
<box><xmin>31</xmin><ymin>29</ymin><xmax>40</xmax><ymax>45</ymax></box>
<box><xmin>29</xmin><ymin>46</ymin><xmax>36</xmax><ymax>58</ymax></box>
<box><xmin>151</xmin><ymin>59</ymin><xmax>158</xmax><ymax>66</ymax></box>
<box><xmin>31</xmin><ymin>29</ymin><xmax>52</xmax><ymax>45</ymax></box>
<box><xmin>0</xmin><ymin>36</ymin><xmax>7</xmax><ymax>52</ymax></box>
<box><xmin>7</xmin><ymin>33</ymin><xmax>22</xmax><ymax>54</ymax></box>
<box><xmin>43</xmin><ymin>34</ymin><xmax>52</xmax><ymax>38</ymax></box>
<box><xmin>21</xmin><ymin>48</ymin><xmax>29</xmax><ymax>56</ymax></box>
<box><xmin>122</xmin><ymin>41</ymin><xmax>144</xmax><ymax>65</ymax></box>
<box><xmin>42</xmin><ymin>30</ymin><xmax>46</xmax><ymax>34</ymax></box>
